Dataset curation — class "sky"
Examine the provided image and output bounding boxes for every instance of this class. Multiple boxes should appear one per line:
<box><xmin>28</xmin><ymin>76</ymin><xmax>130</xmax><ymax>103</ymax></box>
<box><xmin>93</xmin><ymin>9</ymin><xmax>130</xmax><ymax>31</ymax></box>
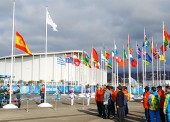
<box><xmin>0</xmin><ymin>0</ymin><xmax>170</xmax><ymax>72</ymax></box>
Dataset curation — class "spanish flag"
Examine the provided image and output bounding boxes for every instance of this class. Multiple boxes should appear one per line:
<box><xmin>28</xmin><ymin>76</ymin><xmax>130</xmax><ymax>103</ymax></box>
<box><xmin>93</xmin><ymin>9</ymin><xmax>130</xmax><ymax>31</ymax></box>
<box><xmin>16</xmin><ymin>32</ymin><xmax>32</xmax><ymax>56</ymax></box>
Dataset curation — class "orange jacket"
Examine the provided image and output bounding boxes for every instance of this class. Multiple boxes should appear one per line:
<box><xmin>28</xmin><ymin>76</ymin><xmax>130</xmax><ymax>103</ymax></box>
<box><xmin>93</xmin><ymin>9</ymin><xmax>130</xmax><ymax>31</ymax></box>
<box><xmin>41</xmin><ymin>88</ymin><xmax>45</xmax><ymax>93</ymax></box>
<box><xmin>112</xmin><ymin>89</ymin><xmax>119</xmax><ymax>102</ymax></box>
<box><xmin>95</xmin><ymin>88</ymin><xmax>104</xmax><ymax>102</ymax></box>
<box><xmin>143</xmin><ymin>91</ymin><xmax>151</xmax><ymax>109</ymax></box>
<box><xmin>123</xmin><ymin>90</ymin><xmax>130</xmax><ymax>101</ymax></box>
<box><xmin>157</xmin><ymin>89</ymin><xmax>165</xmax><ymax>108</ymax></box>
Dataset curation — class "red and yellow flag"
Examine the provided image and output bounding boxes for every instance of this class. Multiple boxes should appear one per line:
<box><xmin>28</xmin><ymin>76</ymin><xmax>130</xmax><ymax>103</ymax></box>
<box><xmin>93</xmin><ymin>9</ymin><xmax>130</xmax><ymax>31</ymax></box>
<box><xmin>16</xmin><ymin>32</ymin><xmax>32</xmax><ymax>56</ymax></box>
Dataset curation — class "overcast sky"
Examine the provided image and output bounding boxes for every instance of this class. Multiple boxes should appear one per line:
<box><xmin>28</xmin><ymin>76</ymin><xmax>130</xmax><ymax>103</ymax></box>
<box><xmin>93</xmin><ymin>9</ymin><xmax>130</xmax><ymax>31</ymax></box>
<box><xmin>0</xmin><ymin>0</ymin><xmax>170</xmax><ymax>72</ymax></box>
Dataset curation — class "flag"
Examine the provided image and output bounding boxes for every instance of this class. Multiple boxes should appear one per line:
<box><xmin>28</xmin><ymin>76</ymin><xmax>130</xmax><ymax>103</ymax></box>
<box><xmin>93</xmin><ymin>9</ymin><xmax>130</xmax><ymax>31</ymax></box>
<box><xmin>95</xmin><ymin>62</ymin><xmax>100</xmax><ymax>69</ymax></box>
<box><xmin>15</xmin><ymin>32</ymin><xmax>32</xmax><ymax>56</ymax></box>
<box><xmin>46</xmin><ymin>9</ymin><xmax>58</xmax><ymax>31</ymax></box>
<box><xmin>145</xmin><ymin>53</ymin><xmax>152</xmax><ymax>63</ymax></box>
<box><xmin>73</xmin><ymin>54</ymin><xmax>80</xmax><ymax>66</ymax></box>
<box><xmin>65</xmin><ymin>55</ymin><xmax>73</xmax><ymax>63</ymax></box>
<box><xmin>129</xmin><ymin>54</ymin><xmax>137</xmax><ymax>67</ymax></box>
<box><xmin>92</xmin><ymin>48</ymin><xmax>98</xmax><ymax>63</ymax></box>
<box><xmin>106</xmin><ymin>59</ymin><xmax>112</xmax><ymax>69</ymax></box>
<box><xmin>136</xmin><ymin>44</ymin><xmax>141</xmax><ymax>59</ymax></box>
<box><xmin>164</xmin><ymin>27</ymin><xmax>170</xmax><ymax>41</ymax></box>
<box><xmin>112</xmin><ymin>51</ymin><xmax>115</xmax><ymax>59</ymax></box>
<box><xmin>159</xmin><ymin>50</ymin><xmax>166</xmax><ymax>62</ymax></box>
<box><xmin>144</xmin><ymin>60</ymin><xmax>150</xmax><ymax>66</ymax></box>
<box><xmin>56</xmin><ymin>56</ymin><xmax>65</xmax><ymax>65</ymax></box>
<box><xmin>123</xmin><ymin>49</ymin><xmax>127</xmax><ymax>60</ymax></box>
<box><xmin>154</xmin><ymin>46</ymin><xmax>160</xmax><ymax>59</ymax></box>
<box><xmin>105</xmin><ymin>50</ymin><xmax>110</xmax><ymax>60</ymax></box>
<box><xmin>127</xmin><ymin>37</ymin><xmax>133</xmax><ymax>54</ymax></box>
<box><xmin>160</xmin><ymin>45</ymin><xmax>167</xmax><ymax>54</ymax></box>
<box><xmin>143</xmin><ymin>33</ymin><xmax>150</xmax><ymax>51</ymax></box>
<box><xmin>114</xmin><ymin>45</ymin><xmax>118</xmax><ymax>55</ymax></box>
<box><xmin>150</xmin><ymin>40</ymin><xmax>155</xmax><ymax>54</ymax></box>
<box><xmin>115</xmin><ymin>56</ymin><xmax>126</xmax><ymax>67</ymax></box>
<box><xmin>81</xmin><ymin>51</ymin><xmax>91</xmax><ymax>68</ymax></box>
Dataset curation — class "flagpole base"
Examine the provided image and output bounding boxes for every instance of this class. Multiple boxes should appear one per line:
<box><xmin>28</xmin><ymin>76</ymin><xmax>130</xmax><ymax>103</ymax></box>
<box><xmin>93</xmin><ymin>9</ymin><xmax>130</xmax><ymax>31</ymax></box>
<box><xmin>3</xmin><ymin>104</ymin><xmax>18</xmax><ymax>109</ymax></box>
<box><xmin>38</xmin><ymin>102</ymin><xmax>53</xmax><ymax>108</ymax></box>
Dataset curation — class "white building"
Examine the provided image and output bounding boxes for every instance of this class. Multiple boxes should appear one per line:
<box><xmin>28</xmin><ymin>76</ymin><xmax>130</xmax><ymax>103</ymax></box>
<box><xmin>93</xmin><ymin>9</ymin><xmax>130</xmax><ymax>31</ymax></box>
<box><xmin>0</xmin><ymin>50</ymin><xmax>107</xmax><ymax>86</ymax></box>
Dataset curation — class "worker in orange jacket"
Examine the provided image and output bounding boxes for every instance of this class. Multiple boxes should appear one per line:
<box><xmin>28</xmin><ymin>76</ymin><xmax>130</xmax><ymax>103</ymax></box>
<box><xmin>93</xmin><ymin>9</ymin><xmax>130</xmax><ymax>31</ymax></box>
<box><xmin>157</xmin><ymin>86</ymin><xmax>165</xmax><ymax>122</ymax></box>
<box><xmin>143</xmin><ymin>86</ymin><xmax>151</xmax><ymax>122</ymax></box>
<box><xmin>40</xmin><ymin>84</ymin><xmax>45</xmax><ymax>103</ymax></box>
<box><xmin>122</xmin><ymin>86</ymin><xmax>130</xmax><ymax>117</ymax></box>
<box><xmin>110</xmin><ymin>86</ymin><xmax>115</xmax><ymax>116</ymax></box>
<box><xmin>95</xmin><ymin>84</ymin><xmax>104</xmax><ymax>117</ymax></box>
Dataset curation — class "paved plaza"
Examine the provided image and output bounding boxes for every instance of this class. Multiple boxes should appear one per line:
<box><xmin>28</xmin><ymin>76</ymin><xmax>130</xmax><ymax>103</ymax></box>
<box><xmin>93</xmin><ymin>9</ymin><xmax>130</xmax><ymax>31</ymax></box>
<box><xmin>0</xmin><ymin>95</ymin><xmax>145</xmax><ymax>122</ymax></box>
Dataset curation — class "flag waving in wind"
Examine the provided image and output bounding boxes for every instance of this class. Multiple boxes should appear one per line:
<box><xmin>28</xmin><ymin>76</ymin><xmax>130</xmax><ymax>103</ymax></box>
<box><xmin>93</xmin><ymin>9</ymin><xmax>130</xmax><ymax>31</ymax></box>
<box><xmin>46</xmin><ymin>9</ymin><xmax>58</xmax><ymax>31</ymax></box>
<box><xmin>15</xmin><ymin>32</ymin><xmax>32</xmax><ymax>56</ymax></box>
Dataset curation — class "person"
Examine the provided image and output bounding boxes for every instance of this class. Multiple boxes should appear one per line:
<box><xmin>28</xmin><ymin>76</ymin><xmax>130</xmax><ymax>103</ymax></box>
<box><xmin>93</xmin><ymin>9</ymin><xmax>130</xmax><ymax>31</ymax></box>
<box><xmin>40</xmin><ymin>84</ymin><xmax>45</xmax><ymax>103</ymax></box>
<box><xmin>69</xmin><ymin>87</ymin><xmax>76</xmax><ymax>105</ymax></box>
<box><xmin>148</xmin><ymin>86</ymin><xmax>160</xmax><ymax>122</ymax></box>
<box><xmin>122</xmin><ymin>86</ymin><xmax>130</xmax><ymax>117</ymax></box>
<box><xmin>86</xmin><ymin>86</ymin><xmax>91</xmax><ymax>106</ymax></box>
<box><xmin>110</xmin><ymin>86</ymin><xmax>115</xmax><ymax>116</ymax></box>
<box><xmin>143</xmin><ymin>86</ymin><xmax>151</xmax><ymax>122</ymax></box>
<box><xmin>14</xmin><ymin>85</ymin><xmax>21</xmax><ymax>108</ymax></box>
<box><xmin>116</xmin><ymin>85</ymin><xmax>125</xmax><ymax>122</ymax></box>
<box><xmin>95</xmin><ymin>84</ymin><xmax>103</xmax><ymax>117</ymax></box>
<box><xmin>164</xmin><ymin>86</ymin><xmax>170</xmax><ymax>122</ymax></box>
<box><xmin>0</xmin><ymin>85</ymin><xmax>4</xmax><ymax>108</ymax></box>
<box><xmin>5</xmin><ymin>84</ymin><xmax>10</xmax><ymax>104</ymax></box>
<box><xmin>157</xmin><ymin>86</ymin><xmax>165</xmax><ymax>122</ymax></box>
<box><xmin>103</xmin><ymin>85</ymin><xmax>112</xmax><ymax>119</ymax></box>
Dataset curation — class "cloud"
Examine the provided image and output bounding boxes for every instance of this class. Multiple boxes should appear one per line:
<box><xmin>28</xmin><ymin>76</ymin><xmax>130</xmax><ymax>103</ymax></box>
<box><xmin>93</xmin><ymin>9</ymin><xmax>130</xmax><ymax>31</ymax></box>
<box><xmin>0</xmin><ymin>0</ymin><xmax>170</xmax><ymax>72</ymax></box>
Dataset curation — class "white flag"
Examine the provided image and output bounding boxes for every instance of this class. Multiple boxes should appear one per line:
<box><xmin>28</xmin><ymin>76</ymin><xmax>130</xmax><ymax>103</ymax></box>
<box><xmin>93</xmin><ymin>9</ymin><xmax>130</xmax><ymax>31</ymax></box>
<box><xmin>46</xmin><ymin>9</ymin><xmax>58</xmax><ymax>31</ymax></box>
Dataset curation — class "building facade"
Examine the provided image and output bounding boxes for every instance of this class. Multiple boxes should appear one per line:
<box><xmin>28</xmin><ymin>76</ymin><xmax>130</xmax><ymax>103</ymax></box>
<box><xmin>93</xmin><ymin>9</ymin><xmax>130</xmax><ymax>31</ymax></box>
<box><xmin>0</xmin><ymin>50</ymin><xmax>107</xmax><ymax>86</ymax></box>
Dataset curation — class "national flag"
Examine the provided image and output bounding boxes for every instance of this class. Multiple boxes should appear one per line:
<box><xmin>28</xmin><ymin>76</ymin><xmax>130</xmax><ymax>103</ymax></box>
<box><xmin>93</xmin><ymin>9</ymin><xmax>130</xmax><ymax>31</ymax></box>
<box><xmin>129</xmin><ymin>54</ymin><xmax>137</xmax><ymax>67</ymax></box>
<box><xmin>95</xmin><ymin>62</ymin><xmax>100</xmax><ymax>69</ymax></box>
<box><xmin>15</xmin><ymin>32</ymin><xmax>32</xmax><ymax>56</ymax></box>
<box><xmin>114</xmin><ymin>44</ymin><xmax>118</xmax><ymax>55</ymax></box>
<box><xmin>115</xmin><ymin>56</ymin><xmax>126</xmax><ymax>67</ymax></box>
<box><xmin>164</xmin><ymin>27</ymin><xmax>170</xmax><ymax>41</ymax></box>
<box><xmin>56</xmin><ymin>56</ymin><xmax>65</xmax><ymax>65</ymax></box>
<box><xmin>159</xmin><ymin>50</ymin><xmax>166</xmax><ymax>62</ymax></box>
<box><xmin>136</xmin><ymin>44</ymin><xmax>141</xmax><ymax>59</ymax></box>
<box><xmin>123</xmin><ymin>49</ymin><xmax>127</xmax><ymax>60</ymax></box>
<box><xmin>46</xmin><ymin>9</ymin><xmax>58</xmax><ymax>31</ymax></box>
<box><xmin>150</xmin><ymin>40</ymin><xmax>155</xmax><ymax>54</ymax></box>
<box><xmin>65</xmin><ymin>55</ymin><xmax>73</xmax><ymax>63</ymax></box>
<box><xmin>143</xmin><ymin>33</ymin><xmax>150</xmax><ymax>51</ymax></box>
<box><xmin>127</xmin><ymin>37</ymin><xmax>133</xmax><ymax>54</ymax></box>
<box><xmin>92</xmin><ymin>48</ymin><xmax>98</xmax><ymax>63</ymax></box>
<box><xmin>112</xmin><ymin>51</ymin><xmax>115</xmax><ymax>59</ymax></box>
<box><xmin>160</xmin><ymin>45</ymin><xmax>167</xmax><ymax>54</ymax></box>
<box><xmin>73</xmin><ymin>54</ymin><xmax>80</xmax><ymax>66</ymax></box>
<box><xmin>106</xmin><ymin>59</ymin><xmax>112</xmax><ymax>69</ymax></box>
<box><xmin>154</xmin><ymin>46</ymin><xmax>160</xmax><ymax>59</ymax></box>
<box><xmin>105</xmin><ymin>50</ymin><xmax>110</xmax><ymax>60</ymax></box>
<box><xmin>144</xmin><ymin>60</ymin><xmax>150</xmax><ymax>66</ymax></box>
<box><xmin>81</xmin><ymin>51</ymin><xmax>91</xmax><ymax>68</ymax></box>
<box><xmin>145</xmin><ymin>53</ymin><xmax>152</xmax><ymax>63</ymax></box>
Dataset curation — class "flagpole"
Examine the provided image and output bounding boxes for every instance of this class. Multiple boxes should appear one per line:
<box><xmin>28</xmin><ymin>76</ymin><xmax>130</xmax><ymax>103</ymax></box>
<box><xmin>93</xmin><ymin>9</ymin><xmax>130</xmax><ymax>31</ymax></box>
<box><xmin>136</xmin><ymin>41</ymin><xmax>139</xmax><ymax>96</ymax></box>
<box><xmin>117</xmin><ymin>63</ymin><xmax>118</xmax><ymax>86</ymax></box>
<box><xmin>38</xmin><ymin>7</ymin><xmax>52</xmax><ymax>107</ymax></box>
<box><xmin>123</xmin><ymin>45</ymin><xmax>125</xmax><ymax>86</ymax></box>
<box><xmin>114</xmin><ymin>40</ymin><xmax>117</xmax><ymax>89</ymax></box>
<box><xmin>3</xmin><ymin>1</ymin><xmax>18</xmax><ymax>109</ymax></box>
<box><xmin>112</xmin><ymin>48</ymin><xmax>114</xmax><ymax>86</ymax></box>
<box><xmin>156</xmin><ymin>44</ymin><xmax>159</xmax><ymax>86</ymax></box>
<box><xmin>159</xmin><ymin>52</ymin><xmax>161</xmax><ymax>85</ymax></box>
<box><xmin>142</xmin><ymin>47</ymin><xmax>145</xmax><ymax>92</ymax></box>
<box><xmin>128</xmin><ymin>34</ymin><xmax>131</xmax><ymax>96</ymax></box>
<box><xmin>100</xmin><ymin>50</ymin><xmax>103</xmax><ymax>86</ymax></box>
<box><xmin>151</xmin><ymin>37</ymin><xmax>154</xmax><ymax>86</ymax></box>
<box><xmin>163</xmin><ymin>22</ymin><xmax>166</xmax><ymax>85</ymax></box>
<box><xmin>144</xmin><ymin>28</ymin><xmax>146</xmax><ymax>87</ymax></box>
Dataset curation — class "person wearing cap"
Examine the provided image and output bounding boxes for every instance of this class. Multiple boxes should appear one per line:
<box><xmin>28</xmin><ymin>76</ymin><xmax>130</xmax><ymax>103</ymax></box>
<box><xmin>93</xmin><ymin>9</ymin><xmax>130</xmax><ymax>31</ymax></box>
<box><xmin>157</xmin><ymin>86</ymin><xmax>165</xmax><ymax>122</ymax></box>
<box><xmin>86</xmin><ymin>85</ymin><xmax>91</xmax><ymax>106</ymax></box>
<box><xmin>14</xmin><ymin>85</ymin><xmax>21</xmax><ymax>108</ymax></box>
<box><xmin>69</xmin><ymin>87</ymin><xmax>76</xmax><ymax>106</ymax></box>
<box><xmin>122</xmin><ymin>86</ymin><xmax>130</xmax><ymax>117</ymax></box>
<box><xmin>164</xmin><ymin>86</ymin><xmax>170</xmax><ymax>122</ymax></box>
<box><xmin>40</xmin><ymin>84</ymin><xmax>45</xmax><ymax>103</ymax></box>
<box><xmin>95</xmin><ymin>84</ymin><xmax>104</xmax><ymax>117</ymax></box>
<box><xmin>143</xmin><ymin>86</ymin><xmax>151</xmax><ymax>122</ymax></box>
<box><xmin>116</xmin><ymin>85</ymin><xmax>125</xmax><ymax>122</ymax></box>
<box><xmin>148</xmin><ymin>86</ymin><xmax>160</xmax><ymax>122</ymax></box>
